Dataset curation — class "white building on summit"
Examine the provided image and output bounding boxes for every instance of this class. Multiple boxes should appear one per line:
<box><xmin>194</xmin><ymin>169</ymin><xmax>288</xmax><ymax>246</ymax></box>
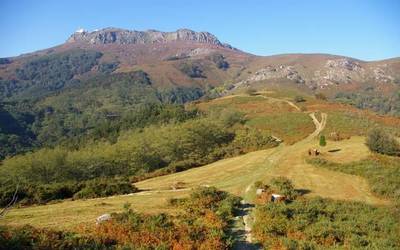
<box><xmin>75</xmin><ymin>28</ymin><xmax>86</xmax><ymax>33</ymax></box>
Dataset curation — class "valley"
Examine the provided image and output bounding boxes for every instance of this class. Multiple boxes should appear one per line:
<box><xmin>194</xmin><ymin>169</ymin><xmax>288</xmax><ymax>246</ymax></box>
<box><xmin>0</xmin><ymin>94</ymin><xmax>389</xmax><ymax>232</ymax></box>
<box><xmin>1</xmin><ymin>23</ymin><xmax>400</xmax><ymax>249</ymax></box>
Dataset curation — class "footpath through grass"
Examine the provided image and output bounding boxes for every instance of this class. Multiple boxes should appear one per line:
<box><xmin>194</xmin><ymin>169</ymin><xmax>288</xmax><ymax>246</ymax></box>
<box><xmin>0</xmin><ymin>95</ymin><xmax>389</xmax><ymax>232</ymax></box>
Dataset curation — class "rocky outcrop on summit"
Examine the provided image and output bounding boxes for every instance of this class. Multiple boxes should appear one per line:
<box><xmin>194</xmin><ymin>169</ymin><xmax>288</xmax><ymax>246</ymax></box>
<box><xmin>310</xmin><ymin>59</ymin><xmax>366</xmax><ymax>88</ymax></box>
<box><xmin>246</xmin><ymin>65</ymin><xmax>304</xmax><ymax>84</ymax></box>
<box><xmin>311</xmin><ymin>59</ymin><xmax>397</xmax><ymax>88</ymax></box>
<box><xmin>229</xmin><ymin>57</ymin><xmax>399</xmax><ymax>92</ymax></box>
<box><xmin>67</xmin><ymin>28</ymin><xmax>234</xmax><ymax>49</ymax></box>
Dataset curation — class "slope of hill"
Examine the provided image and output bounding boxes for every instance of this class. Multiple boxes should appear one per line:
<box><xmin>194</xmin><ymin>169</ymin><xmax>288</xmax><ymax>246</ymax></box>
<box><xmin>1</xmin><ymin>92</ymin><xmax>400</xmax><ymax>249</ymax></box>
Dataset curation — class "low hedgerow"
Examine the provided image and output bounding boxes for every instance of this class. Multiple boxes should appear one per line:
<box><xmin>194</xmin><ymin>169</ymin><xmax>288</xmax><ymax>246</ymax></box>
<box><xmin>0</xmin><ymin>178</ymin><xmax>138</xmax><ymax>207</ymax></box>
<box><xmin>73</xmin><ymin>178</ymin><xmax>137</xmax><ymax>199</ymax></box>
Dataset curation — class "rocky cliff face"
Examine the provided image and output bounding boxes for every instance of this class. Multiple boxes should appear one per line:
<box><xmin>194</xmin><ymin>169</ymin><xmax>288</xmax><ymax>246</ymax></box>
<box><xmin>67</xmin><ymin>28</ymin><xmax>234</xmax><ymax>49</ymax></box>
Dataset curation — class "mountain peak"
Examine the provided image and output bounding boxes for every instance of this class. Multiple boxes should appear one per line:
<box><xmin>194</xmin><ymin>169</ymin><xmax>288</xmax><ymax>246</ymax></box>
<box><xmin>66</xmin><ymin>27</ymin><xmax>234</xmax><ymax>49</ymax></box>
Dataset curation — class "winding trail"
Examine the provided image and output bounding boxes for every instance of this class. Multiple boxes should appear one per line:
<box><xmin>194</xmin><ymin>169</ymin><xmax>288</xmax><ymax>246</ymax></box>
<box><xmin>1</xmin><ymin>95</ymin><xmax>388</xmax><ymax>232</ymax></box>
<box><xmin>220</xmin><ymin>93</ymin><xmax>302</xmax><ymax>112</ymax></box>
<box><xmin>232</xmin><ymin>109</ymin><xmax>326</xmax><ymax>249</ymax></box>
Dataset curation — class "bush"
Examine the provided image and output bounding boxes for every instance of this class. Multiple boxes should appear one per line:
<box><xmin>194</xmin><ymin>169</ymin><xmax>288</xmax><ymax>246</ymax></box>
<box><xmin>270</xmin><ymin>177</ymin><xmax>298</xmax><ymax>200</ymax></box>
<box><xmin>80</xmin><ymin>187</ymin><xmax>240</xmax><ymax>249</ymax></box>
<box><xmin>315</xmin><ymin>93</ymin><xmax>327</xmax><ymax>100</ymax></box>
<box><xmin>209</xmin><ymin>53</ymin><xmax>229</xmax><ymax>70</ymax></box>
<box><xmin>294</xmin><ymin>95</ymin><xmax>306</xmax><ymax>103</ymax></box>
<box><xmin>253</xmin><ymin>198</ymin><xmax>400</xmax><ymax>249</ymax></box>
<box><xmin>254</xmin><ymin>181</ymin><xmax>264</xmax><ymax>189</ymax></box>
<box><xmin>0</xmin><ymin>225</ymin><xmax>110</xmax><ymax>249</ymax></box>
<box><xmin>98</xmin><ymin>62</ymin><xmax>119</xmax><ymax>74</ymax></box>
<box><xmin>366</xmin><ymin>128</ymin><xmax>400</xmax><ymax>156</ymax></box>
<box><xmin>0</xmin><ymin>178</ymin><xmax>137</xmax><ymax>207</ymax></box>
<box><xmin>178</xmin><ymin>62</ymin><xmax>205</xmax><ymax>78</ymax></box>
<box><xmin>245</xmin><ymin>88</ymin><xmax>257</xmax><ymax>96</ymax></box>
<box><xmin>319</xmin><ymin>135</ymin><xmax>327</xmax><ymax>146</ymax></box>
<box><xmin>212</xmin><ymin>109</ymin><xmax>246</xmax><ymax>127</ymax></box>
<box><xmin>73</xmin><ymin>178</ymin><xmax>138</xmax><ymax>199</ymax></box>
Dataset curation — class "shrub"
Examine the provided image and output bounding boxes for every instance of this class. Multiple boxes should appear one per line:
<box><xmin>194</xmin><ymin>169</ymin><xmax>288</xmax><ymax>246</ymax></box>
<box><xmin>294</xmin><ymin>95</ymin><xmax>306</xmax><ymax>103</ymax></box>
<box><xmin>315</xmin><ymin>93</ymin><xmax>327</xmax><ymax>100</ymax></box>
<box><xmin>319</xmin><ymin>135</ymin><xmax>327</xmax><ymax>146</ymax></box>
<box><xmin>98</xmin><ymin>62</ymin><xmax>119</xmax><ymax>74</ymax></box>
<box><xmin>245</xmin><ymin>88</ymin><xmax>257</xmax><ymax>96</ymax></box>
<box><xmin>73</xmin><ymin>178</ymin><xmax>138</xmax><ymax>199</ymax></box>
<box><xmin>33</xmin><ymin>182</ymin><xmax>82</xmax><ymax>204</ymax></box>
<box><xmin>270</xmin><ymin>177</ymin><xmax>298</xmax><ymax>200</ymax></box>
<box><xmin>178</xmin><ymin>62</ymin><xmax>205</xmax><ymax>78</ymax></box>
<box><xmin>80</xmin><ymin>187</ymin><xmax>239</xmax><ymax>249</ymax></box>
<box><xmin>209</xmin><ymin>53</ymin><xmax>229</xmax><ymax>70</ymax></box>
<box><xmin>366</xmin><ymin>128</ymin><xmax>400</xmax><ymax>156</ymax></box>
<box><xmin>0</xmin><ymin>225</ymin><xmax>111</xmax><ymax>249</ymax></box>
<box><xmin>253</xmin><ymin>198</ymin><xmax>400</xmax><ymax>249</ymax></box>
<box><xmin>213</xmin><ymin>109</ymin><xmax>246</xmax><ymax>127</ymax></box>
<box><xmin>254</xmin><ymin>181</ymin><xmax>264</xmax><ymax>189</ymax></box>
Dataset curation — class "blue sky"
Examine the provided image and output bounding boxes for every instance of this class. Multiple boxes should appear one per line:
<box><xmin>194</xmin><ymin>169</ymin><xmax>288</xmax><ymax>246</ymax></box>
<box><xmin>0</xmin><ymin>0</ymin><xmax>399</xmax><ymax>60</ymax></box>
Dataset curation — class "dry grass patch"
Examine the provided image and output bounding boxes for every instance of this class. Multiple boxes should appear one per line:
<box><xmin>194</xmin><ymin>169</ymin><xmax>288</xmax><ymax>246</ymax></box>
<box><xmin>0</xmin><ymin>190</ymin><xmax>187</xmax><ymax>231</ymax></box>
<box><xmin>322</xmin><ymin>136</ymin><xmax>370</xmax><ymax>163</ymax></box>
<box><xmin>135</xmin><ymin>148</ymin><xmax>277</xmax><ymax>196</ymax></box>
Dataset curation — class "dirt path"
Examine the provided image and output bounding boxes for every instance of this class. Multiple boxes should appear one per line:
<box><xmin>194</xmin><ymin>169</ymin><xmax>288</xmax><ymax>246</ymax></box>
<box><xmin>230</xmin><ymin>109</ymin><xmax>386</xmax><ymax>248</ymax></box>
<box><xmin>284</xmin><ymin>99</ymin><xmax>301</xmax><ymax>111</ymax></box>
<box><xmin>135</xmin><ymin>97</ymin><xmax>386</xmax><ymax>247</ymax></box>
<box><xmin>231</xmin><ymin>200</ymin><xmax>260</xmax><ymax>250</ymax></box>
<box><xmin>220</xmin><ymin>93</ymin><xmax>302</xmax><ymax>112</ymax></box>
<box><xmin>308</xmin><ymin>112</ymin><xmax>327</xmax><ymax>139</ymax></box>
<box><xmin>231</xmin><ymin>111</ymin><xmax>325</xmax><ymax>249</ymax></box>
<box><xmin>2</xmin><ymin>96</ymin><xmax>387</xmax><ymax>231</ymax></box>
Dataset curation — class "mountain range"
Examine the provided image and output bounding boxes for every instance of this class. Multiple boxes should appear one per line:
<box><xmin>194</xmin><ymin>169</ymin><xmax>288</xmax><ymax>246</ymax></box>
<box><xmin>0</xmin><ymin>27</ymin><xmax>399</xmax><ymax>159</ymax></box>
<box><xmin>1</xmin><ymin>27</ymin><xmax>400</xmax><ymax>97</ymax></box>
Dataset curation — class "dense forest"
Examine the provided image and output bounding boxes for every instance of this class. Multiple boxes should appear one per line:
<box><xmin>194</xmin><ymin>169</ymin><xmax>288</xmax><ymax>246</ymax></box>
<box><xmin>0</xmin><ymin>49</ymin><xmax>259</xmax><ymax>207</ymax></box>
<box><xmin>0</xmin><ymin>104</ymin><xmax>278</xmax><ymax>206</ymax></box>
<box><xmin>0</xmin><ymin>49</ymin><xmax>207</xmax><ymax>160</ymax></box>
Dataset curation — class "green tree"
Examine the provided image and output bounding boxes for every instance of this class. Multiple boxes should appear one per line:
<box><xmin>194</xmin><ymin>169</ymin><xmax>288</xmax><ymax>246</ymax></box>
<box><xmin>319</xmin><ymin>135</ymin><xmax>327</xmax><ymax>147</ymax></box>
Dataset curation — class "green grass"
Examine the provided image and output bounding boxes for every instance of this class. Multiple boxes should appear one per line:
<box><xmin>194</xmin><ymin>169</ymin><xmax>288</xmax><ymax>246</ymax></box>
<box><xmin>308</xmin><ymin>155</ymin><xmax>400</xmax><ymax>205</ymax></box>
<box><xmin>1</xmin><ymin>116</ymin><xmax>387</xmax><ymax>231</ymax></box>
<box><xmin>135</xmin><ymin>148</ymin><xmax>277</xmax><ymax>196</ymax></box>
<box><xmin>0</xmin><ymin>95</ymin><xmax>393</xmax><ymax>233</ymax></box>
<box><xmin>324</xmin><ymin>111</ymin><xmax>379</xmax><ymax>136</ymax></box>
<box><xmin>323</xmin><ymin>111</ymin><xmax>400</xmax><ymax>137</ymax></box>
<box><xmin>198</xmin><ymin>95</ymin><xmax>312</xmax><ymax>144</ymax></box>
<box><xmin>246</xmin><ymin>113</ymin><xmax>314</xmax><ymax>144</ymax></box>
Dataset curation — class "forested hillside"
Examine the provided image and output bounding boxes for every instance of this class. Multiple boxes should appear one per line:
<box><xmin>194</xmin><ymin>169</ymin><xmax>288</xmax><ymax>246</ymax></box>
<box><xmin>0</xmin><ymin>49</ymin><xmax>206</xmax><ymax>159</ymax></box>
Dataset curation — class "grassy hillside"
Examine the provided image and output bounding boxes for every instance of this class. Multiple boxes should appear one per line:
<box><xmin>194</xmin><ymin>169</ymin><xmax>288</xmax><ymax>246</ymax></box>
<box><xmin>2</xmin><ymin>94</ymin><xmax>396</xmax><ymax>229</ymax></box>
<box><xmin>1</xmin><ymin>92</ymin><xmax>400</xmax><ymax>249</ymax></box>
